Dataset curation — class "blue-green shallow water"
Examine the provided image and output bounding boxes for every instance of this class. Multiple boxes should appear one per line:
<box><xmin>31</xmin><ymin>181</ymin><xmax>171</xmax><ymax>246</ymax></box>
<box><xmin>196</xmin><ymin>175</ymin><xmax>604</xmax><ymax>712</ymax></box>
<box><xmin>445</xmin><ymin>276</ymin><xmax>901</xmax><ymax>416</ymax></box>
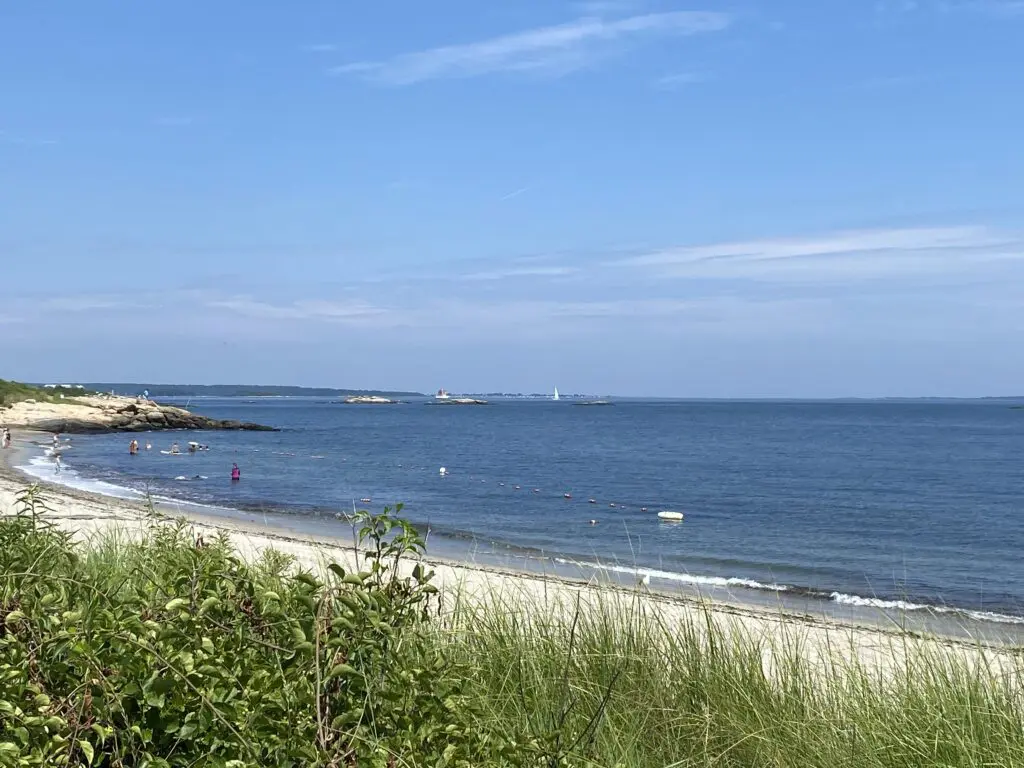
<box><xmin>16</xmin><ymin>397</ymin><xmax>1024</xmax><ymax>641</ymax></box>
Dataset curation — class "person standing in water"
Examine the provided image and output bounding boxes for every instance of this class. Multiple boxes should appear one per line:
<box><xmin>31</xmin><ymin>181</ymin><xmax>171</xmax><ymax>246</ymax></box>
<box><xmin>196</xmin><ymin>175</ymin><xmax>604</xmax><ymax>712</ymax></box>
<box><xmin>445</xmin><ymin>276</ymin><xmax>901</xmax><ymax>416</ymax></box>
<box><xmin>231</xmin><ymin>463</ymin><xmax>240</xmax><ymax>482</ymax></box>
<box><xmin>129</xmin><ymin>439</ymin><xmax>138</xmax><ymax>455</ymax></box>
<box><xmin>1</xmin><ymin>428</ymin><xmax>10</xmax><ymax>449</ymax></box>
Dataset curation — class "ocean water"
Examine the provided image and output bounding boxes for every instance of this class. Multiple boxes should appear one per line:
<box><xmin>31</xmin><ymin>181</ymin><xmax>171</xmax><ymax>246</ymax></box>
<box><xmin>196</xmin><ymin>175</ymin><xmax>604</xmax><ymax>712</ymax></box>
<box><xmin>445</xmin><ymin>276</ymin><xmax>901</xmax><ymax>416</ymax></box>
<box><xmin>15</xmin><ymin>397</ymin><xmax>1024</xmax><ymax>637</ymax></box>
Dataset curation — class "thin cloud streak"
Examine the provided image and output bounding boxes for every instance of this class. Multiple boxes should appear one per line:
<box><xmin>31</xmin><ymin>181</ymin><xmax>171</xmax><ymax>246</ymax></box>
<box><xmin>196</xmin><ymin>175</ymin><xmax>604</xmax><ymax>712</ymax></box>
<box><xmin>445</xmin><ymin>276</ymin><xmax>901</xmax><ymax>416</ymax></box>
<box><xmin>623</xmin><ymin>226</ymin><xmax>1024</xmax><ymax>281</ymax></box>
<box><xmin>206</xmin><ymin>297</ymin><xmax>387</xmax><ymax>323</ymax></box>
<box><xmin>654</xmin><ymin>71</ymin><xmax>708</xmax><ymax>89</ymax></box>
<box><xmin>329</xmin><ymin>11</ymin><xmax>731</xmax><ymax>85</ymax></box>
<box><xmin>458</xmin><ymin>266</ymin><xmax>577</xmax><ymax>281</ymax></box>
<box><xmin>499</xmin><ymin>186</ymin><xmax>530</xmax><ymax>201</ymax></box>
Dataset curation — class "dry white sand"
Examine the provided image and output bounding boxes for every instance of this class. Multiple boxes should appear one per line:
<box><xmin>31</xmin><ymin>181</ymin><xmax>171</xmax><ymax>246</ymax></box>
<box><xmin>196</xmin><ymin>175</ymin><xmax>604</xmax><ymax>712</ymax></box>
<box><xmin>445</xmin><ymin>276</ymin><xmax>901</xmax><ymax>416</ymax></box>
<box><xmin>1</xmin><ymin>454</ymin><xmax>1019</xmax><ymax>682</ymax></box>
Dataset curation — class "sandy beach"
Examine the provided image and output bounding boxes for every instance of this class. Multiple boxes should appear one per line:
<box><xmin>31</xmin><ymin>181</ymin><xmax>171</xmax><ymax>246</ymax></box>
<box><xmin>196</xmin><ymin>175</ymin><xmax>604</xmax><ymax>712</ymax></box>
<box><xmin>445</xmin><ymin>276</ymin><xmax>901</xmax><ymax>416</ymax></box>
<box><xmin>1</xmin><ymin>432</ymin><xmax>1019</xmax><ymax>683</ymax></box>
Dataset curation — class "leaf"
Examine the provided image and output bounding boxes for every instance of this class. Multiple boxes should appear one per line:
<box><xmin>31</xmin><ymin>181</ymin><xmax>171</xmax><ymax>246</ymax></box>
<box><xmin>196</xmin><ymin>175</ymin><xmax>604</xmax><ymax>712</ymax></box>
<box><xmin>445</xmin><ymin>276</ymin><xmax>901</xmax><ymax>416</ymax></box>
<box><xmin>3</xmin><ymin>611</ymin><xmax>25</xmax><ymax>627</ymax></box>
<box><xmin>78</xmin><ymin>739</ymin><xmax>95</xmax><ymax>766</ymax></box>
<box><xmin>442</xmin><ymin>743</ymin><xmax>458</xmax><ymax>764</ymax></box>
<box><xmin>198</xmin><ymin>596</ymin><xmax>220</xmax><ymax>615</ymax></box>
<box><xmin>327</xmin><ymin>563</ymin><xmax>345</xmax><ymax>579</ymax></box>
<box><xmin>326</xmin><ymin>663</ymin><xmax>357</xmax><ymax>680</ymax></box>
<box><xmin>164</xmin><ymin>597</ymin><xmax>188</xmax><ymax>612</ymax></box>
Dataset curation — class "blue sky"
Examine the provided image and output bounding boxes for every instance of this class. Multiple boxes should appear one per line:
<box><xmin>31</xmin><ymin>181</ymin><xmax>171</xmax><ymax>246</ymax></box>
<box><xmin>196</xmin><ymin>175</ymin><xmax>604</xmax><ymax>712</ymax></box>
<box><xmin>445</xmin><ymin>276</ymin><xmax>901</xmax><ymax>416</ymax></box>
<box><xmin>2</xmin><ymin>0</ymin><xmax>1023</xmax><ymax>396</ymax></box>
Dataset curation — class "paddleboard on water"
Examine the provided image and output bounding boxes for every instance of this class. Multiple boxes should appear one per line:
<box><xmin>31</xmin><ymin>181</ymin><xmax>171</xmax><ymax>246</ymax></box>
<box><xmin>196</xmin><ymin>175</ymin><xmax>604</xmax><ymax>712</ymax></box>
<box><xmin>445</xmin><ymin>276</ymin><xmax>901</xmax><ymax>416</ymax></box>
<box><xmin>657</xmin><ymin>510</ymin><xmax>684</xmax><ymax>522</ymax></box>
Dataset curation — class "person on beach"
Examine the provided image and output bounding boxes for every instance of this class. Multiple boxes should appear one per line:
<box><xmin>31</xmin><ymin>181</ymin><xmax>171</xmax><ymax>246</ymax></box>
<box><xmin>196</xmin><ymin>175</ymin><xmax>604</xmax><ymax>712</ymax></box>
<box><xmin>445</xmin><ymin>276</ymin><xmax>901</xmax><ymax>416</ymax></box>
<box><xmin>231</xmin><ymin>463</ymin><xmax>240</xmax><ymax>482</ymax></box>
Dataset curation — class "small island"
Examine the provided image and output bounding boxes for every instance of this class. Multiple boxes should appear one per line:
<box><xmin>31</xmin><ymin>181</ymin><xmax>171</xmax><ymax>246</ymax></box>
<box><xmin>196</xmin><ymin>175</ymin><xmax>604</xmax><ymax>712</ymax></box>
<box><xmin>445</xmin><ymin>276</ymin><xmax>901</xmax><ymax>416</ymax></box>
<box><xmin>429</xmin><ymin>397</ymin><xmax>488</xmax><ymax>405</ymax></box>
<box><xmin>342</xmin><ymin>395</ymin><xmax>400</xmax><ymax>405</ymax></box>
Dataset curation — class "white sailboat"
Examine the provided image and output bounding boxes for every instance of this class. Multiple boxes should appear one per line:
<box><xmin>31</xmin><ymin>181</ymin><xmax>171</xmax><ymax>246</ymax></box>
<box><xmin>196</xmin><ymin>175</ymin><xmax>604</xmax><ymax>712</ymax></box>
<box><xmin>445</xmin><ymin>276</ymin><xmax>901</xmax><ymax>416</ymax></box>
<box><xmin>553</xmin><ymin>387</ymin><xmax>560</xmax><ymax>401</ymax></box>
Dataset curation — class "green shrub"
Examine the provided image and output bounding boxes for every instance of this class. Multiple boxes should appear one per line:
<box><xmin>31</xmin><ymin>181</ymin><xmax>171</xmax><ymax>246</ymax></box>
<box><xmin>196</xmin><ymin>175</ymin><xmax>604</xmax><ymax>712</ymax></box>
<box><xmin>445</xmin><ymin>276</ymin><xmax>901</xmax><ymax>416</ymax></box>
<box><xmin>0</xmin><ymin>491</ymin><xmax>521</xmax><ymax>767</ymax></box>
<box><xmin>0</xmin><ymin>380</ymin><xmax>94</xmax><ymax>407</ymax></box>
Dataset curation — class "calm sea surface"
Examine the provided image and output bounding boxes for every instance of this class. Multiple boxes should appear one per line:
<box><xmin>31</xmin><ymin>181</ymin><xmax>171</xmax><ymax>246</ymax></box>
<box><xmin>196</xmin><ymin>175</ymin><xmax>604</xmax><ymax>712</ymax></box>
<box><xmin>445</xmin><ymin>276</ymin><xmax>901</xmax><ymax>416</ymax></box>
<box><xmin>18</xmin><ymin>398</ymin><xmax>1024</xmax><ymax>636</ymax></box>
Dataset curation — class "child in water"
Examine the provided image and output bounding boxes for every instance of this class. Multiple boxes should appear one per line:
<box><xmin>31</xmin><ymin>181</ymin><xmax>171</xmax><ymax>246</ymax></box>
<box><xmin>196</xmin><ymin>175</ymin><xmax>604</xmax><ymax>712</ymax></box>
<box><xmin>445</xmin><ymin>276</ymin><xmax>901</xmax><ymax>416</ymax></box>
<box><xmin>231</xmin><ymin>463</ymin><xmax>240</xmax><ymax>482</ymax></box>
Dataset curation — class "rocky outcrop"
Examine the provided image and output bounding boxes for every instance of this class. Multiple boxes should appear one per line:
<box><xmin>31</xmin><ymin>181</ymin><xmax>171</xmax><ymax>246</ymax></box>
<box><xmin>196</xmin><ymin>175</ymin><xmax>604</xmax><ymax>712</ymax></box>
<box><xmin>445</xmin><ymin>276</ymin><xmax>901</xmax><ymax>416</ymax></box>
<box><xmin>0</xmin><ymin>395</ymin><xmax>277</xmax><ymax>434</ymax></box>
<box><xmin>343</xmin><ymin>395</ymin><xmax>399</xmax><ymax>404</ymax></box>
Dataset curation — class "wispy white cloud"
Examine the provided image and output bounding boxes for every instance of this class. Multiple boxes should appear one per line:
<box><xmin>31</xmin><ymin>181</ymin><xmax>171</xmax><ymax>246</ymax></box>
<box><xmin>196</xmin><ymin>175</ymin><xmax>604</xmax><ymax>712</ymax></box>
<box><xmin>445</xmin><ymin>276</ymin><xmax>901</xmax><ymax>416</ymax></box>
<box><xmin>206</xmin><ymin>297</ymin><xmax>388</xmax><ymax>323</ymax></box>
<box><xmin>329</xmin><ymin>11</ymin><xmax>731</xmax><ymax>85</ymax></box>
<box><xmin>458</xmin><ymin>265</ymin><xmax>577</xmax><ymax>281</ymax></box>
<box><xmin>654</xmin><ymin>71</ymin><xmax>708</xmax><ymax>89</ymax></box>
<box><xmin>43</xmin><ymin>296</ymin><xmax>129</xmax><ymax>312</ymax></box>
<box><xmin>623</xmin><ymin>226</ymin><xmax>1024</xmax><ymax>282</ymax></box>
<box><xmin>499</xmin><ymin>186</ymin><xmax>531</xmax><ymax>201</ymax></box>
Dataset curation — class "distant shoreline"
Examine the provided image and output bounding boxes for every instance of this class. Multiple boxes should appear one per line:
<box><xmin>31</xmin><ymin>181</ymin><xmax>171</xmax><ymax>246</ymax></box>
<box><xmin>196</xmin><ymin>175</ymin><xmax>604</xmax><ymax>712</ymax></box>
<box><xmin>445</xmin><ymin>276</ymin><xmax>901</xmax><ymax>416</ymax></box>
<box><xmin>59</xmin><ymin>384</ymin><xmax>1024</xmax><ymax>403</ymax></box>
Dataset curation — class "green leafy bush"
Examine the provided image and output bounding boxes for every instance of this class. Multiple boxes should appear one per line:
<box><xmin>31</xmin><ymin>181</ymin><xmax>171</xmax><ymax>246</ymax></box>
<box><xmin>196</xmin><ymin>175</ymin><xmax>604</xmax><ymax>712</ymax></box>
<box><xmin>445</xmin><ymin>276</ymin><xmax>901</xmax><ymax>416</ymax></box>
<box><xmin>0</xmin><ymin>491</ymin><xmax>521</xmax><ymax>767</ymax></box>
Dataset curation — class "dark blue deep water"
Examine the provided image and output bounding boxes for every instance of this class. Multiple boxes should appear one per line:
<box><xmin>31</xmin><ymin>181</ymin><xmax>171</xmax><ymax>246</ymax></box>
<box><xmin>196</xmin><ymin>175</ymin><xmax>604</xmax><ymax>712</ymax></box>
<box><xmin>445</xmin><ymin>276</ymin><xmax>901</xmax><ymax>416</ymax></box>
<box><xmin>19</xmin><ymin>398</ymin><xmax>1024</xmax><ymax>630</ymax></box>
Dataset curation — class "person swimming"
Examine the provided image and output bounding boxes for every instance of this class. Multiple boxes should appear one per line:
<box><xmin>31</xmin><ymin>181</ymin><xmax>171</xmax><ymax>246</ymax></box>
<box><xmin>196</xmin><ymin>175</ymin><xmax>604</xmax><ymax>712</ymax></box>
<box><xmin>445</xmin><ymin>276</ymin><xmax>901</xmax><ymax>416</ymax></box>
<box><xmin>231</xmin><ymin>463</ymin><xmax>240</xmax><ymax>482</ymax></box>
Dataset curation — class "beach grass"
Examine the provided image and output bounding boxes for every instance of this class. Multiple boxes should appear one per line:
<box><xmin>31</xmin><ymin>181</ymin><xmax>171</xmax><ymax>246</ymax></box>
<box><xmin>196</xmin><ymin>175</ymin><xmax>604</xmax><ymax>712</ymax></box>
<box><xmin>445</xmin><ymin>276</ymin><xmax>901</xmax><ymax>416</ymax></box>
<box><xmin>0</xmin><ymin>380</ymin><xmax>92</xmax><ymax>407</ymax></box>
<box><xmin>1</xmin><ymin>490</ymin><xmax>1022</xmax><ymax>767</ymax></box>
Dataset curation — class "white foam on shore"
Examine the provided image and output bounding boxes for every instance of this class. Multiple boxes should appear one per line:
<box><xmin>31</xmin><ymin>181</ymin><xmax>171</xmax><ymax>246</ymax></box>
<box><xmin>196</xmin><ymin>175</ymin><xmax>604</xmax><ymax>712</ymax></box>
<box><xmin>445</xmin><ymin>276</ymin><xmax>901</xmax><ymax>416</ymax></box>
<box><xmin>830</xmin><ymin>592</ymin><xmax>1024</xmax><ymax>625</ymax></box>
<box><xmin>17</xmin><ymin>455</ymin><xmax>146</xmax><ymax>501</ymax></box>
<box><xmin>559</xmin><ymin>558</ymin><xmax>1024</xmax><ymax>627</ymax></box>
<box><xmin>557</xmin><ymin>558</ymin><xmax>789</xmax><ymax>593</ymax></box>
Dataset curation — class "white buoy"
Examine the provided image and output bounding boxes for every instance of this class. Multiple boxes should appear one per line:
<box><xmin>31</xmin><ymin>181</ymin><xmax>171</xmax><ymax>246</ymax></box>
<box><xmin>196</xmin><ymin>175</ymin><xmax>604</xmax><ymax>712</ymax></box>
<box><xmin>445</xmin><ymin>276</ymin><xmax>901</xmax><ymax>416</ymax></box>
<box><xmin>639</xmin><ymin>573</ymin><xmax>651</xmax><ymax>587</ymax></box>
<box><xmin>657</xmin><ymin>510</ymin><xmax>684</xmax><ymax>522</ymax></box>
<box><xmin>439</xmin><ymin>466</ymin><xmax>447</xmax><ymax>476</ymax></box>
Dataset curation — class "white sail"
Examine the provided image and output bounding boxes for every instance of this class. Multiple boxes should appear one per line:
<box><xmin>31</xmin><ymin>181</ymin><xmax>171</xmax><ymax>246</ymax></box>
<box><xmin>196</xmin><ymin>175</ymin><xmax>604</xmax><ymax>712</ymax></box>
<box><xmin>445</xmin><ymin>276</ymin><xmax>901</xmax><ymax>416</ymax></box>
<box><xmin>553</xmin><ymin>387</ymin><xmax>560</xmax><ymax>401</ymax></box>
